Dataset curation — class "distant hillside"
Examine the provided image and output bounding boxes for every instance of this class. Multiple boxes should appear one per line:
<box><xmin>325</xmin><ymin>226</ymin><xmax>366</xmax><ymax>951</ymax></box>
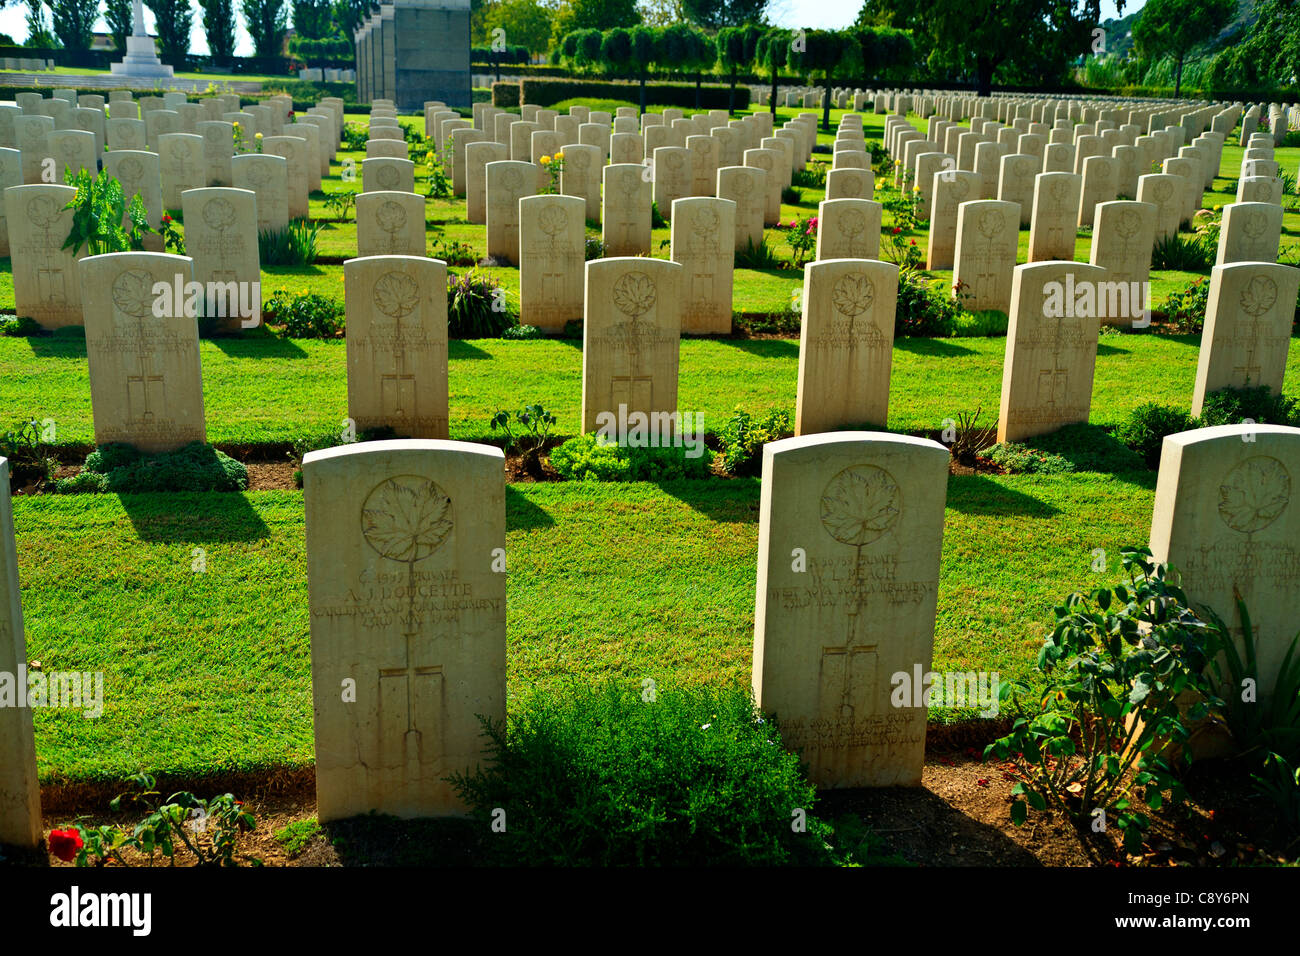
<box><xmin>1102</xmin><ymin>0</ymin><xmax>1258</xmax><ymax>59</ymax></box>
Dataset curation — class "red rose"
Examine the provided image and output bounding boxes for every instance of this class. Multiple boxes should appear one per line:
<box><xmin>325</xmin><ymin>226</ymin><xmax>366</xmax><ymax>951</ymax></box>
<box><xmin>892</xmin><ymin>226</ymin><xmax>902</xmax><ymax>234</ymax></box>
<box><xmin>161</xmin><ymin>214</ymin><xmax>172</xmax><ymax>224</ymax></box>
<box><xmin>49</xmin><ymin>828</ymin><xmax>83</xmax><ymax>862</ymax></box>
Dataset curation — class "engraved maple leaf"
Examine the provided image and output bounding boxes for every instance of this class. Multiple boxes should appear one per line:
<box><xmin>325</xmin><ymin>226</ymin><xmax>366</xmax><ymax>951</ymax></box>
<box><xmin>362</xmin><ymin>477</ymin><xmax>453</xmax><ymax>563</ymax></box>
<box><xmin>832</xmin><ymin>273</ymin><xmax>875</xmax><ymax>318</ymax></box>
<box><xmin>539</xmin><ymin>203</ymin><xmax>568</xmax><ymax>236</ymax></box>
<box><xmin>376</xmin><ymin>201</ymin><xmax>407</xmax><ymax>234</ymax></box>
<box><xmin>820</xmin><ymin>465</ymin><xmax>901</xmax><ymax>546</ymax></box>
<box><xmin>613</xmin><ymin>271</ymin><xmax>657</xmax><ymax>318</ymax></box>
<box><xmin>372</xmin><ymin>272</ymin><xmax>419</xmax><ymax>319</ymax></box>
<box><xmin>1218</xmin><ymin>457</ymin><xmax>1291</xmax><ymax>534</ymax></box>
<box><xmin>1239</xmin><ymin>275</ymin><xmax>1278</xmax><ymax>317</ymax></box>
<box><xmin>112</xmin><ymin>269</ymin><xmax>157</xmax><ymax>318</ymax></box>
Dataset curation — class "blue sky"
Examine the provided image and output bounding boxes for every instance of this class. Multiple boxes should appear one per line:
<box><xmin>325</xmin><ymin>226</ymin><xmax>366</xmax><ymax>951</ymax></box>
<box><xmin>0</xmin><ymin>0</ymin><xmax>1144</xmax><ymax>57</ymax></box>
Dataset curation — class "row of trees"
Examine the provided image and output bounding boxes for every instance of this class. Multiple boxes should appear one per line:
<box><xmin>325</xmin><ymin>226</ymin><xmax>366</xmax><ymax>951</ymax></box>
<box><xmin>18</xmin><ymin>0</ymin><xmax>372</xmax><ymax>63</ymax></box>
<box><xmin>556</xmin><ymin>22</ymin><xmax>913</xmax><ymax>126</ymax></box>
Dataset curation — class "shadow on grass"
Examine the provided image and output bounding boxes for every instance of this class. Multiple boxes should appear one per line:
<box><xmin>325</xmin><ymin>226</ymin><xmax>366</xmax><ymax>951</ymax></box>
<box><xmin>815</xmin><ymin>787</ymin><xmax>1044</xmax><ymax>866</ymax></box>
<box><xmin>655</xmin><ymin>476</ymin><xmax>760</xmax><ymax>524</ymax></box>
<box><xmin>1096</xmin><ymin>341</ymin><xmax>1130</xmax><ymax>356</ymax></box>
<box><xmin>945</xmin><ymin>475</ymin><xmax>1062</xmax><ymax>517</ymax></box>
<box><xmin>894</xmin><ymin>337</ymin><xmax>978</xmax><ymax>357</ymax></box>
<box><xmin>448</xmin><ymin>339</ymin><xmax>496</xmax><ymax>360</ymax></box>
<box><xmin>711</xmin><ymin>338</ymin><xmax>799</xmax><ymax>358</ymax></box>
<box><xmin>206</xmin><ymin>330</ymin><xmax>309</xmax><ymax>359</ymax></box>
<box><xmin>119</xmin><ymin>492</ymin><xmax>271</xmax><ymax>543</ymax></box>
<box><xmin>506</xmin><ymin>484</ymin><xmax>556</xmax><ymax>530</ymax></box>
<box><xmin>1024</xmin><ymin>424</ymin><xmax>1154</xmax><ymax>484</ymax></box>
<box><xmin>322</xmin><ymin>814</ymin><xmax>492</xmax><ymax>866</ymax></box>
<box><xmin>24</xmin><ymin>331</ymin><xmax>87</xmax><ymax>359</ymax></box>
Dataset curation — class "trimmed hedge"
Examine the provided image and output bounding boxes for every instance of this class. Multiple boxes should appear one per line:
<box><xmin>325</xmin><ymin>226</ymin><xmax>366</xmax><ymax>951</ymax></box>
<box><xmin>513</xmin><ymin>77</ymin><xmax>749</xmax><ymax>110</ymax></box>
<box><xmin>491</xmin><ymin>81</ymin><xmax>521</xmax><ymax>108</ymax></box>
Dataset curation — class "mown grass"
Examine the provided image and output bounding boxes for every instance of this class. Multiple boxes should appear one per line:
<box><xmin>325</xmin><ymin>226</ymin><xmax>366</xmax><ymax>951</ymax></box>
<box><xmin>16</xmin><ymin>470</ymin><xmax>1155</xmax><ymax>783</ymax></box>
<box><xmin>6</xmin><ymin>330</ymin><xmax>1295</xmax><ymax>446</ymax></box>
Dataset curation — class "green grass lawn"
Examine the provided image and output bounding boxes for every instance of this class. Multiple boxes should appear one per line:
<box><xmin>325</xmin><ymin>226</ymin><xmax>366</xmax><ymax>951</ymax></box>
<box><xmin>7</xmin><ymin>330</ymin><xmax>1298</xmax><ymax>447</ymax></box>
<box><xmin>16</xmin><ymin>470</ymin><xmax>1155</xmax><ymax>783</ymax></box>
<box><xmin>5</xmin><ymin>100</ymin><xmax>1298</xmax><ymax>791</ymax></box>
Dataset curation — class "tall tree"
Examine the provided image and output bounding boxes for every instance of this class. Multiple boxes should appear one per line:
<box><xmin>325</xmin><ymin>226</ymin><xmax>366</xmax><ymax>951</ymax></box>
<box><xmin>243</xmin><ymin>0</ymin><xmax>289</xmax><ymax>57</ymax></box>
<box><xmin>292</xmin><ymin>0</ymin><xmax>333</xmax><ymax>37</ymax></box>
<box><xmin>333</xmin><ymin>0</ymin><xmax>373</xmax><ymax>40</ymax></box>
<box><xmin>1208</xmin><ymin>0</ymin><xmax>1299</xmax><ymax>93</ymax></box>
<box><xmin>24</xmin><ymin>0</ymin><xmax>57</xmax><ymax>47</ymax></box>
<box><xmin>754</xmin><ymin>26</ymin><xmax>789</xmax><ymax>118</ymax></box>
<box><xmin>1133</xmin><ymin>0</ymin><xmax>1236</xmax><ymax>97</ymax></box>
<box><xmin>681</xmin><ymin>0</ymin><xmax>765</xmax><ymax>30</ymax></box>
<box><xmin>714</xmin><ymin>23</ymin><xmax>759</xmax><ymax>115</ymax></box>
<box><xmin>553</xmin><ymin>0</ymin><xmax>639</xmax><ymax>40</ymax></box>
<box><xmin>145</xmin><ymin>0</ymin><xmax>194</xmax><ymax>59</ymax></box>
<box><xmin>860</xmin><ymin>0</ymin><xmax>1119</xmax><ymax>97</ymax></box>
<box><xmin>202</xmin><ymin>0</ymin><xmax>237</xmax><ymax>62</ymax></box>
<box><xmin>483</xmin><ymin>0</ymin><xmax>554</xmax><ymax>54</ymax></box>
<box><xmin>105</xmin><ymin>0</ymin><xmax>133</xmax><ymax>51</ymax></box>
<box><xmin>636</xmin><ymin>0</ymin><xmax>681</xmax><ymax>27</ymax></box>
<box><xmin>46</xmin><ymin>0</ymin><xmax>99</xmax><ymax>52</ymax></box>
<box><xmin>789</xmin><ymin>28</ymin><xmax>863</xmax><ymax>129</ymax></box>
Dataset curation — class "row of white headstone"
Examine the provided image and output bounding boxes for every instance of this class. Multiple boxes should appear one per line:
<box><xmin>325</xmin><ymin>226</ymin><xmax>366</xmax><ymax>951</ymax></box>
<box><xmin>3</xmin><ymin>416</ymin><xmax>1296</xmax><ymax>840</ymax></box>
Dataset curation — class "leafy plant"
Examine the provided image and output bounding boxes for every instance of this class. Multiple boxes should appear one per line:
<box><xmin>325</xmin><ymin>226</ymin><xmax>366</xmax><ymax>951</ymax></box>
<box><xmin>423</xmin><ymin>150</ymin><xmax>452</xmax><ymax>199</ymax></box>
<box><xmin>501</xmin><ymin>324</ymin><xmax>544</xmax><ymax>340</ymax></box>
<box><xmin>716</xmin><ymin>407</ymin><xmax>791</xmax><ymax>476</ymax></box>
<box><xmin>1115</xmin><ymin>403</ymin><xmax>1196</xmax><ymax>468</ymax></box>
<box><xmin>489</xmin><ymin>404</ymin><xmax>557</xmax><ymax>477</ymax></box>
<box><xmin>735</xmin><ymin>235</ymin><xmax>783</xmax><ymax>270</ymax></box>
<box><xmin>984</xmin><ymin>441</ymin><xmax>1077</xmax><ymax>474</ymax></box>
<box><xmin>783</xmin><ymin>214</ymin><xmax>818</xmax><ymax>268</ymax></box>
<box><xmin>986</xmin><ymin>548</ymin><xmax>1222</xmax><ymax>854</ymax></box>
<box><xmin>264</xmin><ymin>289</ymin><xmax>344</xmax><ymax>338</ymax></box>
<box><xmin>56</xmin><ymin>442</ymin><xmax>248</xmax><ymax>494</ymax></box>
<box><xmin>1157</xmin><ymin>275</ymin><xmax>1209</xmax><ymax>332</ymax></box>
<box><xmin>881</xmin><ymin>224</ymin><xmax>924</xmax><ymax>276</ymax></box>
<box><xmin>447</xmin><ymin>681</ymin><xmax>833</xmax><ymax>866</ymax></box>
<box><xmin>61</xmin><ymin>168</ymin><xmax>151</xmax><ymax>256</ymax></box>
<box><xmin>895</xmin><ymin>272</ymin><xmax>961</xmax><ymax>337</ymax></box>
<box><xmin>791</xmin><ymin>166</ymin><xmax>825</xmax><ymax>189</ymax></box>
<box><xmin>946</xmin><ymin>406</ymin><xmax>998</xmax><ymax>466</ymax></box>
<box><xmin>585</xmin><ymin>236</ymin><xmax>606</xmax><ymax>261</ymax></box>
<box><xmin>780</xmin><ymin>185</ymin><xmax>800</xmax><ymax>204</ymax></box>
<box><xmin>322</xmin><ymin>190</ymin><xmax>356</xmax><ymax>222</ymax></box>
<box><xmin>0</xmin><ymin>419</ymin><xmax>55</xmax><ymax>488</ymax></box>
<box><xmin>539</xmin><ymin>151</ymin><xmax>564</xmax><ymax>194</ymax></box>
<box><xmin>447</xmin><ymin>271</ymin><xmax>516</xmax><ymax>338</ymax></box>
<box><xmin>430</xmin><ymin>235</ymin><xmax>477</xmax><ymax>266</ymax></box>
<box><xmin>1198</xmin><ymin>384</ymin><xmax>1300</xmax><ymax>428</ymax></box>
<box><xmin>159</xmin><ymin>212</ymin><xmax>184</xmax><ymax>254</ymax></box>
<box><xmin>549</xmin><ymin>432</ymin><xmax>713</xmax><ymax>481</ymax></box>
<box><xmin>258</xmin><ymin>218</ymin><xmax>321</xmax><ymax>266</ymax></box>
<box><xmin>650</xmin><ymin>199</ymin><xmax>667</xmax><ymax>229</ymax></box>
<box><xmin>1151</xmin><ymin>232</ymin><xmax>1213</xmax><ymax>271</ymax></box>
<box><xmin>341</xmin><ymin>122</ymin><xmax>369</xmax><ymax>150</ymax></box>
<box><xmin>0</xmin><ymin>316</ymin><xmax>41</xmax><ymax>337</ymax></box>
<box><xmin>61</xmin><ymin>773</ymin><xmax>256</xmax><ymax>867</ymax></box>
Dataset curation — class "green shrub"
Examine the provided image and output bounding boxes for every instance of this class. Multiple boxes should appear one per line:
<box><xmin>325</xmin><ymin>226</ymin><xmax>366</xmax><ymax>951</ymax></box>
<box><xmin>62</xmin><ymin>442</ymin><xmax>248</xmax><ymax>494</ymax></box>
<box><xmin>0</xmin><ymin>420</ymin><xmax>55</xmax><ymax>488</ymax></box>
<box><xmin>1157</xmin><ymin>275</ymin><xmax>1210</xmax><ymax>332</ymax></box>
<box><xmin>650</xmin><ymin>200</ymin><xmax>667</xmax><ymax>229</ymax></box>
<box><xmin>987</xmin><ymin>548</ymin><xmax>1221</xmax><ymax>853</ymax></box>
<box><xmin>340</xmin><ymin>122</ymin><xmax>369</xmax><ymax>150</ymax></box>
<box><xmin>951</xmin><ymin>309</ymin><xmax>1008</xmax><ymax>337</ymax></box>
<box><xmin>1115</xmin><ymin>403</ymin><xmax>1197</xmax><ymax>468</ymax></box>
<box><xmin>1151</xmin><ymin>232</ymin><xmax>1213</xmax><ymax>271</ymax></box>
<box><xmin>1024</xmin><ymin>423</ymin><xmax>1146</xmax><ymax>473</ymax></box>
<box><xmin>516</xmin><ymin>77</ymin><xmax>748</xmax><ymax>110</ymax></box>
<box><xmin>447</xmin><ymin>271</ymin><xmax>517</xmax><ymax>338</ymax></box>
<box><xmin>501</xmin><ymin>324</ymin><xmax>544</xmax><ymax>339</ymax></box>
<box><xmin>735</xmin><ymin>235</ymin><xmax>783</xmax><ymax>270</ymax></box>
<box><xmin>52</xmin><ymin>471</ymin><xmax>108</xmax><ymax>494</ymax></box>
<box><xmin>1198</xmin><ymin>384</ymin><xmax>1300</xmax><ymax>428</ymax></box>
<box><xmin>895</xmin><ymin>273</ymin><xmax>960</xmax><ymax>337</ymax></box>
<box><xmin>491</xmin><ymin>81</ymin><xmax>521</xmax><ymax>107</ymax></box>
<box><xmin>0</xmin><ymin>316</ymin><xmax>41</xmax><ymax>337</ymax></box>
<box><xmin>447</xmin><ymin>681</ymin><xmax>832</xmax><ymax>866</ymax></box>
<box><xmin>791</xmin><ymin>167</ymin><xmax>825</xmax><ymax>189</ymax></box>
<box><xmin>265</xmin><ymin>290</ymin><xmax>345</xmax><ymax>338</ymax></box>
<box><xmin>584</xmin><ymin>236</ymin><xmax>606</xmax><ymax>260</ymax></box>
<box><xmin>780</xmin><ymin>185</ymin><xmax>800</xmax><ymax>204</ymax></box>
<box><xmin>258</xmin><ymin>218</ymin><xmax>321</xmax><ymax>266</ymax></box>
<box><xmin>985</xmin><ymin>442</ymin><xmax>1077</xmax><ymax>474</ymax></box>
<box><xmin>717</xmin><ymin>407</ymin><xmax>792</xmax><ymax>476</ymax></box>
<box><xmin>549</xmin><ymin>433</ymin><xmax>713</xmax><ymax>481</ymax></box>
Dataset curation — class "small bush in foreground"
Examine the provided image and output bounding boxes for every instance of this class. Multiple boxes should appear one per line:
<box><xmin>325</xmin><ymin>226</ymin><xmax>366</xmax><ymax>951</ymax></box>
<box><xmin>448</xmin><ymin>681</ymin><xmax>834</xmax><ymax>866</ymax></box>
<box><xmin>56</xmin><ymin>442</ymin><xmax>248</xmax><ymax>494</ymax></box>
<box><xmin>0</xmin><ymin>316</ymin><xmax>41</xmax><ymax>337</ymax></box>
<box><xmin>448</xmin><ymin>270</ymin><xmax>516</xmax><ymax>338</ymax></box>
<box><xmin>985</xmin><ymin>442</ymin><xmax>1077</xmax><ymax>474</ymax></box>
<box><xmin>0</xmin><ymin>419</ymin><xmax>55</xmax><ymax>488</ymax></box>
<box><xmin>717</xmin><ymin>407</ymin><xmax>792</xmax><ymax>476</ymax></box>
<box><xmin>1198</xmin><ymin>384</ymin><xmax>1300</xmax><ymax>428</ymax></box>
<box><xmin>1115</xmin><ymin>403</ymin><xmax>1197</xmax><ymax>468</ymax></box>
<box><xmin>549</xmin><ymin>432</ymin><xmax>713</xmax><ymax>481</ymax></box>
<box><xmin>1158</xmin><ymin>275</ymin><xmax>1210</xmax><ymax>332</ymax></box>
<box><xmin>987</xmin><ymin>548</ymin><xmax>1221</xmax><ymax>854</ymax></box>
<box><xmin>258</xmin><ymin>218</ymin><xmax>321</xmax><ymax>266</ymax></box>
<box><xmin>895</xmin><ymin>273</ymin><xmax>960</xmax><ymax>337</ymax></box>
<box><xmin>265</xmin><ymin>289</ymin><xmax>345</xmax><ymax>338</ymax></box>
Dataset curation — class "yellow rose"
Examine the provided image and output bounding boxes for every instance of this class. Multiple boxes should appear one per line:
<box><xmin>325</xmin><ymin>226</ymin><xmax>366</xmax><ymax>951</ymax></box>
<box><xmin>540</xmin><ymin>155</ymin><xmax>551</xmax><ymax>165</ymax></box>
<box><xmin>255</xmin><ymin>132</ymin><xmax>263</xmax><ymax>139</ymax></box>
<box><xmin>555</xmin><ymin>150</ymin><xmax>564</xmax><ymax>160</ymax></box>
